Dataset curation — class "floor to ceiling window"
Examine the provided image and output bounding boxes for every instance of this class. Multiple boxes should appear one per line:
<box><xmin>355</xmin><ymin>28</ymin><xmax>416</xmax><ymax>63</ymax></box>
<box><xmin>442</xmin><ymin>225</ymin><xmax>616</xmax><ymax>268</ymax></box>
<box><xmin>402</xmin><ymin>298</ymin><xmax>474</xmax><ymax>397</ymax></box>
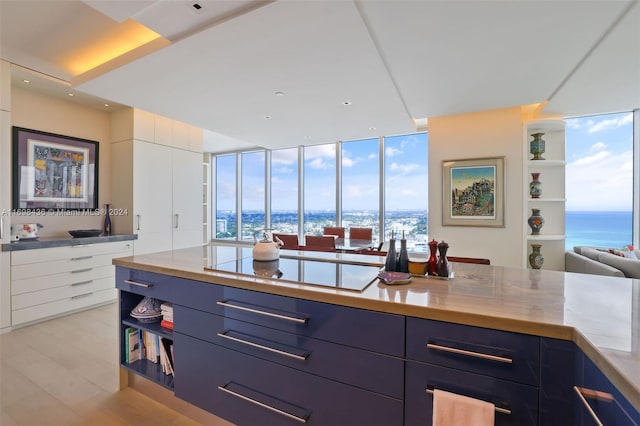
<box><xmin>215</xmin><ymin>154</ymin><xmax>237</xmax><ymax>239</ymax></box>
<box><xmin>210</xmin><ymin>132</ymin><xmax>428</xmax><ymax>245</ymax></box>
<box><xmin>565</xmin><ymin>111</ymin><xmax>634</xmax><ymax>249</ymax></box>
<box><xmin>271</xmin><ymin>148</ymin><xmax>299</xmax><ymax>234</ymax></box>
<box><xmin>384</xmin><ymin>133</ymin><xmax>428</xmax><ymax>248</ymax></box>
<box><xmin>341</xmin><ymin>138</ymin><xmax>380</xmax><ymax>239</ymax></box>
<box><xmin>303</xmin><ymin>143</ymin><xmax>337</xmax><ymax>235</ymax></box>
<box><xmin>241</xmin><ymin>151</ymin><xmax>266</xmax><ymax>241</ymax></box>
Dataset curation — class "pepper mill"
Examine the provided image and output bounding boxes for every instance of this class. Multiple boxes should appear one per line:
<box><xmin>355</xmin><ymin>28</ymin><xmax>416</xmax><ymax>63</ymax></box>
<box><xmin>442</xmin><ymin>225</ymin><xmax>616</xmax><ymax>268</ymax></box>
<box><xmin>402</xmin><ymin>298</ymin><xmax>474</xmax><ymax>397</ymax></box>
<box><xmin>427</xmin><ymin>239</ymin><xmax>438</xmax><ymax>276</ymax></box>
<box><xmin>436</xmin><ymin>240</ymin><xmax>450</xmax><ymax>277</ymax></box>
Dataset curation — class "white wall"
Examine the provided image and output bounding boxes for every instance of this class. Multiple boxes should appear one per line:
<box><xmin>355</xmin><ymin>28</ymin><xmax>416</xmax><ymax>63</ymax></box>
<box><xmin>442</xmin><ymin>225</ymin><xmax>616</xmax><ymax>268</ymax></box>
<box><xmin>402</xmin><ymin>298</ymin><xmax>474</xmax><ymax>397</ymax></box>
<box><xmin>428</xmin><ymin>106</ymin><xmax>524</xmax><ymax>267</ymax></box>
<box><xmin>10</xmin><ymin>87</ymin><xmax>113</xmax><ymax>237</ymax></box>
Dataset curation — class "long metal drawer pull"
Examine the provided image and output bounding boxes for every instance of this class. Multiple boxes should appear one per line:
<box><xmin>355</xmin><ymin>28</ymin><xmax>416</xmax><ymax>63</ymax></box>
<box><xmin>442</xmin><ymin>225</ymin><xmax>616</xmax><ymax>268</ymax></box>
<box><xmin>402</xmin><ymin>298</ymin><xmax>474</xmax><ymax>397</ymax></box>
<box><xmin>136</xmin><ymin>214</ymin><xmax>141</xmax><ymax>231</ymax></box>
<box><xmin>72</xmin><ymin>280</ymin><xmax>93</xmax><ymax>286</ymax></box>
<box><xmin>574</xmin><ymin>386</ymin><xmax>611</xmax><ymax>426</ymax></box>
<box><xmin>426</xmin><ymin>388</ymin><xmax>511</xmax><ymax>415</ymax></box>
<box><xmin>217</xmin><ymin>330</ymin><xmax>309</xmax><ymax>361</ymax></box>
<box><xmin>124</xmin><ymin>279</ymin><xmax>153</xmax><ymax>288</ymax></box>
<box><xmin>71</xmin><ymin>268</ymin><xmax>93</xmax><ymax>274</ymax></box>
<box><xmin>426</xmin><ymin>342</ymin><xmax>513</xmax><ymax>364</ymax></box>
<box><xmin>218</xmin><ymin>383</ymin><xmax>308</xmax><ymax>423</ymax></box>
<box><xmin>72</xmin><ymin>293</ymin><xmax>93</xmax><ymax>300</ymax></box>
<box><xmin>71</xmin><ymin>255</ymin><xmax>93</xmax><ymax>261</ymax></box>
<box><xmin>216</xmin><ymin>300</ymin><xmax>307</xmax><ymax>324</ymax></box>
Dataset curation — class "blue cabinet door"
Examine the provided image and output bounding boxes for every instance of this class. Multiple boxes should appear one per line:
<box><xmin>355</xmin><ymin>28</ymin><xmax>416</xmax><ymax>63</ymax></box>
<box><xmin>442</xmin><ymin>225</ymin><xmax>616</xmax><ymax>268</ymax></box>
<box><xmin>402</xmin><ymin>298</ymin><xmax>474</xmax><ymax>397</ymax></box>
<box><xmin>577</xmin><ymin>353</ymin><xmax>640</xmax><ymax>425</ymax></box>
<box><xmin>539</xmin><ymin>337</ymin><xmax>578</xmax><ymax>425</ymax></box>
<box><xmin>405</xmin><ymin>360</ymin><xmax>538</xmax><ymax>426</ymax></box>
<box><xmin>174</xmin><ymin>333</ymin><xmax>403</xmax><ymax>426</ymax></box>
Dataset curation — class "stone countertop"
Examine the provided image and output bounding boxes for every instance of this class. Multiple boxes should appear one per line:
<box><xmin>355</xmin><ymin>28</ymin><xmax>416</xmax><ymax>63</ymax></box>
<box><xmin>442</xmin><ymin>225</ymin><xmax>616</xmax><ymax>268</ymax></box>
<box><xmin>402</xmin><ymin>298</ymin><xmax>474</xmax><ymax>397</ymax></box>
<box><xmin>112</xmin><ymin>244</ymin><xmax>640</xmax><ymax>412</ymax></box>
<box><xmin>2</xmin><ymin>234</ymin><xmax>137</xmax><ymax>251</ymax></box>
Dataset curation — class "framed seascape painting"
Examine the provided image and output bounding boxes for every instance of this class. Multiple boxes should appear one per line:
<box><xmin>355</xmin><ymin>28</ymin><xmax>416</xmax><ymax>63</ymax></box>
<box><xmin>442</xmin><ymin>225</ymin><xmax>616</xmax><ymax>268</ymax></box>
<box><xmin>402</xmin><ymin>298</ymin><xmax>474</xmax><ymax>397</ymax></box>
<box><xmin>12</xmin><ymin>127</ymin><xmax>99</xmax><ymax>210</ymax></box>
<box><xmin>442</xmin><ymin>157</ymin><xmax>504</xmax><ymax>227</ymax></box>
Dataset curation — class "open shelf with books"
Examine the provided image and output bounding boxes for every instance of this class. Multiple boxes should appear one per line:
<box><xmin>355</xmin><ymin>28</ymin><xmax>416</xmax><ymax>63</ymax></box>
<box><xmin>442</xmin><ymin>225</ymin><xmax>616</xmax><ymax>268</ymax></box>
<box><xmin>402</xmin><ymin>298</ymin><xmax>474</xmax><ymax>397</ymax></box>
<box><xmin>119</xmin><ymin>291</ymin><xmax>175</xmax><ymax>391</ymax></box>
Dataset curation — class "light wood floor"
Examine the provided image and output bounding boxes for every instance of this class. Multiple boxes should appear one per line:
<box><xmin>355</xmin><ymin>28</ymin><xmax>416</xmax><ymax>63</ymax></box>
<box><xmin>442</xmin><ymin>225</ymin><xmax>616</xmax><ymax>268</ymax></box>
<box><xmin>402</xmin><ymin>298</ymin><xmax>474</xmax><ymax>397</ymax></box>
<box><xmin>0</xmin><ymin>303</ymin><xmax>224</xmax><ymax>426</ymax></box>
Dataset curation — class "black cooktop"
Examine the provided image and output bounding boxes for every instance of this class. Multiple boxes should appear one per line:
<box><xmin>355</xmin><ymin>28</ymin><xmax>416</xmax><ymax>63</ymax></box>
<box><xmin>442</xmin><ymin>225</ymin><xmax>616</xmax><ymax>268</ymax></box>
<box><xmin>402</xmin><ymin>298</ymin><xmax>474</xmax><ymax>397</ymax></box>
<box><xmin>205</xmin><ymin>256</ymin><xmax>380</xmax><ymax>292</ymax></box>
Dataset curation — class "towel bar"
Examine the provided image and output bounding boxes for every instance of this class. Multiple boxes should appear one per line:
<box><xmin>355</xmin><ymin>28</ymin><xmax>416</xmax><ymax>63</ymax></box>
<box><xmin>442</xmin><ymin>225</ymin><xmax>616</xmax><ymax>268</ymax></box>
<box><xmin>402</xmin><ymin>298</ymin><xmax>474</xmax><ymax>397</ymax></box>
<box><xmin>425</xmin><ymin>387</ymin><xmax>511</xmax><ymax>415</ymax></box>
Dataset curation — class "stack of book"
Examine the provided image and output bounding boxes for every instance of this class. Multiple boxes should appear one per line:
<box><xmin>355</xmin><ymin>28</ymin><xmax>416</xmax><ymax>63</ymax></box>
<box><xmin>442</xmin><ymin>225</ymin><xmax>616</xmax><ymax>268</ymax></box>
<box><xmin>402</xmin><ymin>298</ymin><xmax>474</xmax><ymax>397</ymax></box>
<box><xmin>161</xmin><ymin>302</ymin><xmax>173</xmax><ymax>330</ymax></box>
<box><xmin>125</xmin><ymin>327</ymin><xmax>174</xmax><ymax>376</ymax></box>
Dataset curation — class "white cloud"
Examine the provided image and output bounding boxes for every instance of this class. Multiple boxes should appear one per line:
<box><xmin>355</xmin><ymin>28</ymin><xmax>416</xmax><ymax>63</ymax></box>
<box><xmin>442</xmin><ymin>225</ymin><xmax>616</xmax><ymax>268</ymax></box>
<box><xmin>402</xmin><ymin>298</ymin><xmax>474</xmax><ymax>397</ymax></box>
<box><xmin>342</xmin><ymin>156</ymin><xmax>355</xmax><ymax>167</ymax></box>
<box><xmin>385</xmin><ymin>147</ymin><xmax>401</xmax><ymax>157</ymax></box>
<box><xmin>390</xmin><ymin>162</ymin><xmax>419</xmax><ymax>173</ymax></box>
<box><xmin>566</xmin><ymin>150</ymin><xmax>633</xmax><ymax>211</ymax></box>
<box><xmin>308</xmin><ymin>157</ymin><xmax>328</xmax><ymax>169</ymax></box>
<box><xmin>587</xmin><ymin>113</ymin><xmax>633</xmax><ymax>133</ymax></box>
<box><xmin>367</xmin><ymin>153</ymin><xmax>377</xmax><ymax>160</ymax></box>
<box><xmin>590</xmin><ymin>142</ymin><xmax>607</xmax><ymax>152</ymax></box>
<box><xmin>272</xmin><ymin>149</ymin><xmax>298</xmax><ymax>165</ymax></box>
<box><xmin>565</xmin><ymin>119</ymin><xmax>581</xmax><ymax>129</ymax></box>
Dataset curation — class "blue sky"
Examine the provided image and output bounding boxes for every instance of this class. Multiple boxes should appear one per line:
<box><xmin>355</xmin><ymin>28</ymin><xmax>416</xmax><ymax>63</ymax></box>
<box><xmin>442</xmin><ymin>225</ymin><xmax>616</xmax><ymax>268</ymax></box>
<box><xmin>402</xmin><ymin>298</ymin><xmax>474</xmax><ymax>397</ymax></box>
<box><xmin>565</xmin><ymin>111</ymin><xmax>633</xmax><ymax>212</ymax></box>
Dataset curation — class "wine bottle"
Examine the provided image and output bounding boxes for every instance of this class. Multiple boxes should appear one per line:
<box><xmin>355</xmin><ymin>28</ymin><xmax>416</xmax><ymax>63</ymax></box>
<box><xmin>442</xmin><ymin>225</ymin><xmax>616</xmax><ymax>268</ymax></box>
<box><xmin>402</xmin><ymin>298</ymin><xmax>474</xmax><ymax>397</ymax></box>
<box><xmin>397</xmin><ymin>231</ymin><xmax>409</xmax><ymax>273</ymax></box>
<box><xmin>384</xmin><ymin>231</ymin><xmax>397</xmax><ymax>272</ymax></box>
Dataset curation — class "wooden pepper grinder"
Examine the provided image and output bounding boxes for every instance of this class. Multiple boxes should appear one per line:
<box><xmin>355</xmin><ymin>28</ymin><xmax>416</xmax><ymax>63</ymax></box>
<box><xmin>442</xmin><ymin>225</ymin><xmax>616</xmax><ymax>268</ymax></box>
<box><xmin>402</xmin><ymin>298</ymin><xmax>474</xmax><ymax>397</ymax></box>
<box><xmin>427</xmin><ymin>239</ymin><xmax>438</xmax><ymax>276</ymax></box>
<box><xmin>436</xmin><ymin>240</ymin><xmax>450</xmax><ymax>277</ymax></box>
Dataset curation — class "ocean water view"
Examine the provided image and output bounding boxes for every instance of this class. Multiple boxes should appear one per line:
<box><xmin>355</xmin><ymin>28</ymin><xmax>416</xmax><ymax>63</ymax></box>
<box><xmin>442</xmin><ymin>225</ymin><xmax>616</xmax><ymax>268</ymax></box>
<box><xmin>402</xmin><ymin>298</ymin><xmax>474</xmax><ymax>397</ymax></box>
<box><xmin>565</xmin><ymin>211</ymin><xmax>633</xmax><ymax>249</ymax></box>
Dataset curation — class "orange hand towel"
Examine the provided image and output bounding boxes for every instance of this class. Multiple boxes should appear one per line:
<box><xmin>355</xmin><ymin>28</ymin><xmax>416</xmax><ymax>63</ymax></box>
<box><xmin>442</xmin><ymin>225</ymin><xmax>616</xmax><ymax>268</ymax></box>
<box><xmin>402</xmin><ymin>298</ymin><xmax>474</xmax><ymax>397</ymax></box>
<box><xmin>433</xmin><ymin>389</ymin><xmax>495</xmax><ymax>426</ymax></box>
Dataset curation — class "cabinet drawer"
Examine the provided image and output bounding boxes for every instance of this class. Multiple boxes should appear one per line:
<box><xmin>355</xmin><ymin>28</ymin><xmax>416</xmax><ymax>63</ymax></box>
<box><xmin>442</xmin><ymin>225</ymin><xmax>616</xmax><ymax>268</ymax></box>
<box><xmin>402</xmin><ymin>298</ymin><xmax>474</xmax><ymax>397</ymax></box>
<box><xmin>11</xmin><ymin>241</ymin><xmax>133</xmax><ymax>265</ymax></box>
<box><xmin>174</xmin><ymin>305</ymin><xmax>404</xmax><ymax>399</ymax></box>
<box><xmin>12</xmin><ymin>276</ymin><xmax>114</xmax><ymax>309</ymax></box>
<box><xmin>13</xmin><ymin>252</ymin><xmax>124</xmax><ymax>280</ymax></box>
<box><xmin>406</xmin><ymin>317</ymin><xmax>540</xmax><ymax>385</ymax></box>
<box><xmin>194</xmin><ymin>284</ymin><xmax>404</xmax><ymax>356</ymax></box>
<box><xmin>115</xmin><ymin>267</ymin><xmax>211</xmax><ymax>303</ymax></box>
<box><xmin>405</xmin><ymin>360</ymin><xmax>538</xmax><ymax>426</ymax></box>
<box><xmin>174</xmin><ymin>333</ymin><xmax>403</xmax><ymax>426</ymax></box>
<box><xmin>12</xmin><ymin>288</ymin><xmax>116</xmax><ymax>326</ymax></box>
<box><xmin>12</xmin><ymin>265</ymin><xmax>114</xmax><ymax>295</ymax></box>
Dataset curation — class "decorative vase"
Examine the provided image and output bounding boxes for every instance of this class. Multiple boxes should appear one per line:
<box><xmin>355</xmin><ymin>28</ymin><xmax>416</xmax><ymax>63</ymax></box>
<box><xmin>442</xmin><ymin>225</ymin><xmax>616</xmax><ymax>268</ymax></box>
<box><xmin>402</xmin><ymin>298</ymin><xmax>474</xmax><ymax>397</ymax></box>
<box><xmin>397</xmin><ymin>231</ymin><xmax>409</xmax><ymax>273</ymax></box>
<box><xmin>529</xmin><ymin>172</ymin><xmax>542</xmax><ymax>198</ymax></box>
<box><xmin>103</xmin><ymin>204</ymin><xmax>112</xmax><ymax>236</ymax></box>
<box><xmin>527</xmin><ymin>208</ymin><xmax>544</xmax><ymax>235</ymax></box>
<box><xmin>427</xmin><ymin>239</ymin><xmax>438</xmax><ymax>276</ymax></box>
<box><xmin>528</xmin><ymin>244</ymin><xmax>544</xmax><ymax>269</ymax></box>
<box><xmin>436</xmin><ymin>240</ymin><xmax>450</xmax><ymax>277</ymax></box>
<box><xmin>530</xmin><ymin>132</ymin><xmax>546</xmax><ymax>160</ymax></box>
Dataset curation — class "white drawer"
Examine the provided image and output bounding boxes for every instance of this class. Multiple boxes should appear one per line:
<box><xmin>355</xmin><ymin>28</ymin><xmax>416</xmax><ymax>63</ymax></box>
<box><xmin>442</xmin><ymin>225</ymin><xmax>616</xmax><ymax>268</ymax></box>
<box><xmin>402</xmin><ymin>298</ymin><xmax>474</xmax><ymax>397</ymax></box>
<box><xmin>12</xmin><ymin>288</ymin><xmax>117</xmax><ymax>326</ymax></box>
<box><xmin>12</xmin><ymin>265</ymin><xmax>115</xmax><ymax>295</ymax></box>
<box><xmin>11</xmin><ymin>241</ymin><xmax>133</xmax><ymax>265</ymax></box>
<box><xmin>12</xmin><ymin>252</ymin><xmax>126</xmax><ymax>280</ymax></box>
<box><xmin>12</xmin><ymin>276</ymin><xmax>114</xmax><ymax>309</ymax></box>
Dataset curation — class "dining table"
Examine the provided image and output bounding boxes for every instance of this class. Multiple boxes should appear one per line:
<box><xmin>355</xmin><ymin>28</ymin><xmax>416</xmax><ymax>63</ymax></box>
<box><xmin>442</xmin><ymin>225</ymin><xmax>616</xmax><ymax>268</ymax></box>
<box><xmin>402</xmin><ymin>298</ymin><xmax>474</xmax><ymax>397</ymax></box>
<box><xmin>334</xmin><ymin>238</ymin><xmax>375</xmax><ymax>252</ymax></box>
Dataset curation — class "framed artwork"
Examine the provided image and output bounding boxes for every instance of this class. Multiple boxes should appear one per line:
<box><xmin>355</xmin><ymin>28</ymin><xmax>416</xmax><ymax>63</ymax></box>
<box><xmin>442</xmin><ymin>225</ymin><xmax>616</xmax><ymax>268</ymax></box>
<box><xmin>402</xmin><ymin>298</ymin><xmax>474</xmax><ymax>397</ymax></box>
<box><xmin>12</xmin><ymin>127</ymin><xmax>99</xmax><ymax>210</ymax></box>
<box><xmin>442</xmin><ymin>157</ymin><xmax>504</xmax><ymax>227</ymax></box>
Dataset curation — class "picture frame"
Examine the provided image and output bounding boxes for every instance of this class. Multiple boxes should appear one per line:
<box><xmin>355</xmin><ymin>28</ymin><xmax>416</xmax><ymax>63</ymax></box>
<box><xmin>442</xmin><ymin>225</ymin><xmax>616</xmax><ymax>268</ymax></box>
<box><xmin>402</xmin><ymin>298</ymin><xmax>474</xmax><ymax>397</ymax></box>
<box><xmin>442</xmin><ymin>157</ymin><xmax>504</xmax><ymax>227</ymax></box>
<box><xmin>12</xmin><ymin>127</ymin><xmax>99</xmax><ymax>210</ymax></box>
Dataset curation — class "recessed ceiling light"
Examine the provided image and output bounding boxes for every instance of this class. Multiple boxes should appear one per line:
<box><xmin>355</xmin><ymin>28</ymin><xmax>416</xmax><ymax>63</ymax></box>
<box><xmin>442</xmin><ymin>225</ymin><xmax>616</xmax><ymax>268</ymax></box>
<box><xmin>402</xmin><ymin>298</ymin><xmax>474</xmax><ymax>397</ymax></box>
<box><xmin>67</xmin><ymin>93</ymin><xmax>74</xmax><ymax>97</ymax></box>
<box><xmin>104</xmin><ymin>103</ymin><xmax>110</xmax><ymax>107</ymax></box>
<box><xmin>369</xmin><ymin>127</ymin><xmax>376</xmax><ymax>131</ymax></box>
<box><xmin>22</xmin><ymin>79</ymin><xmax>30</xmax><ymax>84</ymax></box>
<box><xmin>342</xmin><ymin>101</ymin><xmax>352</xmax><ymax>106</ymax></box>
<box><xmin>275</xmin><ymin>91</ymin><xmax>285</xmax><ymax>97</ymax></box>
<box><xmin>265</xmin><ymin>115</ymin><xmax>271</xmax><ymax>120</ymax></box>
<box><xmin>304</xmin><ymin>136</ymin><xmax>311</xmax><ymax>140</ymax></box>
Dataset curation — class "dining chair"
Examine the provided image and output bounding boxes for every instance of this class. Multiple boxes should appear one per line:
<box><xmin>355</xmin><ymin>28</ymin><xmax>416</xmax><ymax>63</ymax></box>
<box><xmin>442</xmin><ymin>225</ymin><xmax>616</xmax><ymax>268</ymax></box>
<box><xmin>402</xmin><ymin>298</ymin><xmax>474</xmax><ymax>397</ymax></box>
<box><xmin>305</xmin><ymin>235</ymin><xmax>337</xmax><ymax>249</ymax></box>
<box><xmin>447</xmin><ymin>256</ymin><xmax>491</xmax><ymax>265</ymax></box>
<box><xmin>273</xmin><ymin>233</ymin><xmax>300</xmax><ymax>250</ymax></box>
<box><xmin>323</xmin><ymin>226</ymin><xmax>345</xmax><ymax>238</ymax></box>
<box><xmin>349</xmin><ymin>227</ymin><xmax>373</xmax><ymax>240</ymax></box>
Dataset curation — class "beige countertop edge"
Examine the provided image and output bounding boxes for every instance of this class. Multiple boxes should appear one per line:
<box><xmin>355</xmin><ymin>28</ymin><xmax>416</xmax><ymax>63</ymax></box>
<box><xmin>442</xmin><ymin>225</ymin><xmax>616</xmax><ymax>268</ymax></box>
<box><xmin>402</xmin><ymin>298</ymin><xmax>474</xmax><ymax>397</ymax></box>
<box><xmin>113</xmin><ymin>258</ymin><xmax>640</xmax><ymax>412</ymax></box>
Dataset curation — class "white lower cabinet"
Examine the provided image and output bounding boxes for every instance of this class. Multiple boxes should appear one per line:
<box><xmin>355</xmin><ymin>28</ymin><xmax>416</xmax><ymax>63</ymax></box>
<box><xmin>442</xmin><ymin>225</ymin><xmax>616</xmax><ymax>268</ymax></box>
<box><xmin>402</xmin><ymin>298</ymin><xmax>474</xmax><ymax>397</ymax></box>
<box><xmin>10</xmin><ymin>240</ymin><xmax>133</xmax><ymax>326</ymax></box>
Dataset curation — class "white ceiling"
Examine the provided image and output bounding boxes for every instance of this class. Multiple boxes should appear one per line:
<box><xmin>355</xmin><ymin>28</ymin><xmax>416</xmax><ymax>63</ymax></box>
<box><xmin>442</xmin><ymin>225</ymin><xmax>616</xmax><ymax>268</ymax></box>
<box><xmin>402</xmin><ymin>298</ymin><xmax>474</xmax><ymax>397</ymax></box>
<box><xmin>2</xmin><ymin>0</ymin><xmax>639</xmax><ymax>152</ymax></box>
